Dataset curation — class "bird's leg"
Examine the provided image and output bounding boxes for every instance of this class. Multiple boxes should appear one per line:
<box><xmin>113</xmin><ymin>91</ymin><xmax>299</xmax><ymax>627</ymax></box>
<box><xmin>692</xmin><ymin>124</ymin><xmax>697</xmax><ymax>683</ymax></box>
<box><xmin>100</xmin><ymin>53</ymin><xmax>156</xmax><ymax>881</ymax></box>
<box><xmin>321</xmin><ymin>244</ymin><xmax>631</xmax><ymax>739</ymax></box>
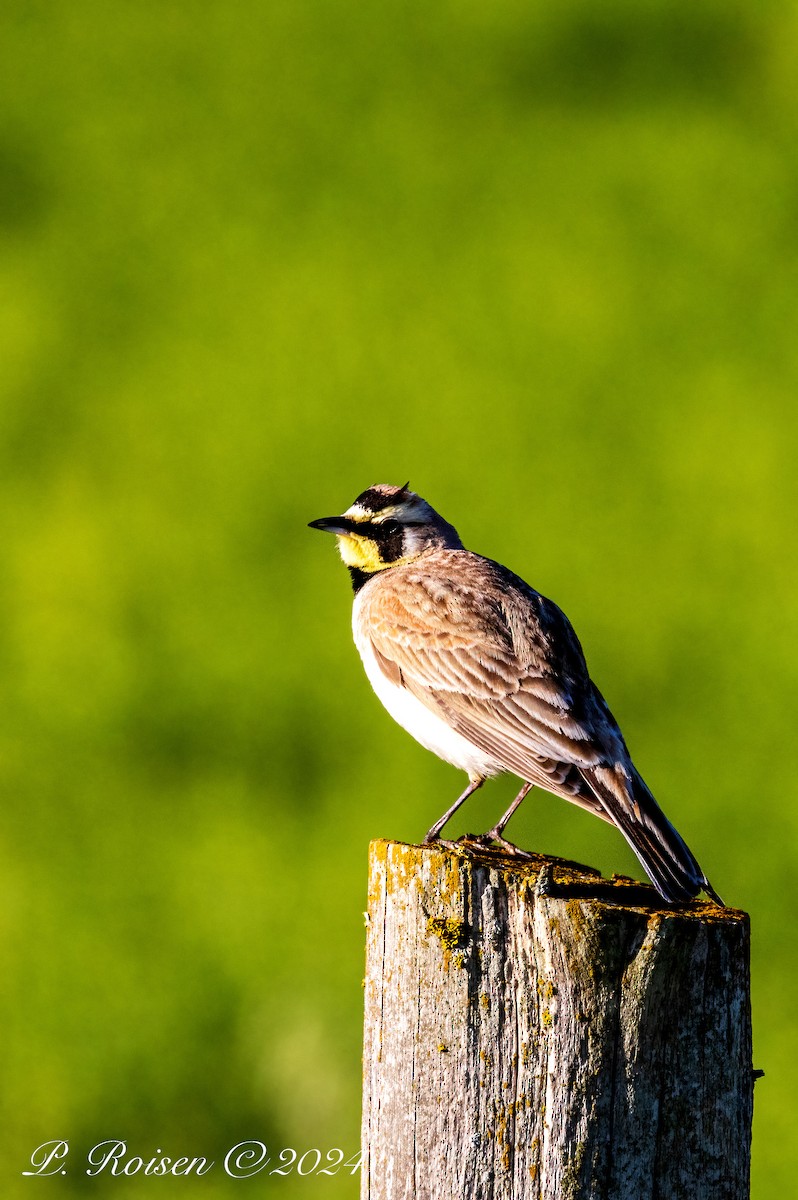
<box><xmin>423</xmin><ymin>777</ymin><xmax>484</xmax><ymax>844</ymax></box>
<box><xmin>480</xmin><ymin>782</ymin><xmax>535</xmax><ymax>856</ymax></box>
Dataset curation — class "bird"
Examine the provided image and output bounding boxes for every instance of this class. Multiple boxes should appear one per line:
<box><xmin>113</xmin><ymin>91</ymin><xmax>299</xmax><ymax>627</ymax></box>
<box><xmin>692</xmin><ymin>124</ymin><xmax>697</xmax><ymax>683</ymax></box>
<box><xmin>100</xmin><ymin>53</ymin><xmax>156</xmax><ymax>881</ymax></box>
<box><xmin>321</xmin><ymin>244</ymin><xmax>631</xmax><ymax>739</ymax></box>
<box><xmin>309</xmin><ymin>482</ymin><xmax>723</xmax><ymax>906</ymax></box>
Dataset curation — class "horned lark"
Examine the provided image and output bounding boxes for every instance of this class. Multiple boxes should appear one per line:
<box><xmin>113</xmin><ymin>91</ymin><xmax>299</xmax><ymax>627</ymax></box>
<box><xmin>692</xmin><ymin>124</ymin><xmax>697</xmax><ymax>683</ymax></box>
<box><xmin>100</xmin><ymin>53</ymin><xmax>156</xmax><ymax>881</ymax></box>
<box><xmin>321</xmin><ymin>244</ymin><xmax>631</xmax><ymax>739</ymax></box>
<box><xmin>309</xmin><ymin>483</ymin><xmax>722</xmax><ymax>905</ymax></box>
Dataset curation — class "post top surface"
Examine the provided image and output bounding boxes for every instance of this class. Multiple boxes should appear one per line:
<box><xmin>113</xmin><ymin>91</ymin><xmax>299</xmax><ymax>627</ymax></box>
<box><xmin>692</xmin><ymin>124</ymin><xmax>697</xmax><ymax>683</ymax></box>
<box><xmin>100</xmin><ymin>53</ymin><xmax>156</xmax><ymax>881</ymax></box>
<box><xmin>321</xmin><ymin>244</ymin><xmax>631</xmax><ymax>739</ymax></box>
<box><xmin>368</xmin><ymin>838</ymin><xmax>748</xmax><ymax>925</ymax></box>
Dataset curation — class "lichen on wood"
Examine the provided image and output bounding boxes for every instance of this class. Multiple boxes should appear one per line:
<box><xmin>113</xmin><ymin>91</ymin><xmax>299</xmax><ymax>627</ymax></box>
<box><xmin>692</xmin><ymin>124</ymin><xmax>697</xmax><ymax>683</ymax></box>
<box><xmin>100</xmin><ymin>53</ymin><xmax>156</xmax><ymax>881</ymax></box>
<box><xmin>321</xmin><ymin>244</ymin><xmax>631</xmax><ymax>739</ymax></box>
<box><xmin>360</xmin><ymin>839</ymin><xmax>753</xmax><ymax>1200</ymax></box>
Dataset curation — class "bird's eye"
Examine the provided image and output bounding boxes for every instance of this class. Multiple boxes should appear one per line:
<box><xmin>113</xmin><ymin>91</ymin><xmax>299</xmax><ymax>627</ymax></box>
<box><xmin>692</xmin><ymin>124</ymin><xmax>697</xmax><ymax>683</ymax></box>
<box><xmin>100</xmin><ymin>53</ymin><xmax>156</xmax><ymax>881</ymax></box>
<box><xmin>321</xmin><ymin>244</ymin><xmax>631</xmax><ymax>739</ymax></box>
<box><xmin>380</xmin><ymin>518</ymin><xmax>401</xmax><ymax>536</ymax></box>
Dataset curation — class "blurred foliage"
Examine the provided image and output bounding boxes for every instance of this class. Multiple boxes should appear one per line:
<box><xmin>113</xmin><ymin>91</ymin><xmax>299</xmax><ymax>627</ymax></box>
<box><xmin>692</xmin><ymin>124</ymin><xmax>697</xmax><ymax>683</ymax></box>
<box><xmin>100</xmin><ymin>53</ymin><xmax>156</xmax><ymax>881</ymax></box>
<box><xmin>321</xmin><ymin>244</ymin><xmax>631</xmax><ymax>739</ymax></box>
<box><xmin>0</xmin><ymin>0</ymin><xmax>795</xmax><ymax>1195</ymax></box>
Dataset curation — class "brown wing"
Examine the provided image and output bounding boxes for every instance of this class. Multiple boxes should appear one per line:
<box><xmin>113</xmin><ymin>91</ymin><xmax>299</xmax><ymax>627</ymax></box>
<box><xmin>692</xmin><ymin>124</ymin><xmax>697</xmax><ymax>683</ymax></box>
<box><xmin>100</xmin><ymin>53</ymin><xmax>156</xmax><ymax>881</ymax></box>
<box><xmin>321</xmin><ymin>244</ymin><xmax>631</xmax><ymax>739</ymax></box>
<box><xmin>360</xmin><ymin>552</ymin><xmax>630</xmax><ymax>817</ymax></box>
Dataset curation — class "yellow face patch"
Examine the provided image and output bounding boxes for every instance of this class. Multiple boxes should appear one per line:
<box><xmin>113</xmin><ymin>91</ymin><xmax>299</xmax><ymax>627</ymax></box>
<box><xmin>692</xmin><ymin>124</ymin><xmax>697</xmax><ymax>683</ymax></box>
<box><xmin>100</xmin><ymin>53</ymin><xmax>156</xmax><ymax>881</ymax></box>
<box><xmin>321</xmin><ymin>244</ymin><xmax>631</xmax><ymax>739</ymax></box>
<box><xmin>336</xmin><ymin>532</ymin><xmax>386</xmax><ymax>572</ymax></box>
<box><xmin>336</xmin><ymin>532</ymin><xmax>416</xmax><ymax>574</ymax></box>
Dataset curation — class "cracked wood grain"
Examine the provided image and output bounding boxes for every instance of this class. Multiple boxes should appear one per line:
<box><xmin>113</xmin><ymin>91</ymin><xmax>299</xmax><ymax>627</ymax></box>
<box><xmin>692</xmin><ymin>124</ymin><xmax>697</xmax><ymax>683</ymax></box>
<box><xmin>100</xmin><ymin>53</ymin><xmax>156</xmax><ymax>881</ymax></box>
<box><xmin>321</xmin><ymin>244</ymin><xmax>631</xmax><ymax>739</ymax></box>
<box><xmin>360</xmin><ymin>840</ymin><xmax>753</xmax><ymax>1200</ymax></box>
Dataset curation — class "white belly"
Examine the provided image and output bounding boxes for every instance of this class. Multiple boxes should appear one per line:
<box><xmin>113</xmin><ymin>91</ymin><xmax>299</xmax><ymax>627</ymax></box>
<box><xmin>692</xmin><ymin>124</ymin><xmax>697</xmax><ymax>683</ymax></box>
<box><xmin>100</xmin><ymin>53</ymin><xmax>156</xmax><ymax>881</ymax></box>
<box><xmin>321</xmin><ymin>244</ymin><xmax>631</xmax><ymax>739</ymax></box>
<box><xmin>352</xmin><ymin>613</ymin><xmax>502</xmax><ymax>781</ymax></box>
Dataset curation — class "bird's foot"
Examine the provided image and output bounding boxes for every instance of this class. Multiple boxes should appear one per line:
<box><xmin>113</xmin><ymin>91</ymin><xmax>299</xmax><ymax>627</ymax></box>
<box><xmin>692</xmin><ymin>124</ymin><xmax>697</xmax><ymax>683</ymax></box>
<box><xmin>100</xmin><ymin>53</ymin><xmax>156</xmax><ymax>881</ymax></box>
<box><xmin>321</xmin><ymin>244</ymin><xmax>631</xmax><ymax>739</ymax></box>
<box><xmin>423</xmin><ymin>835</ymin><xmax>464</xmax><ymax>854</ymax></box>
<box><xmin>464</xmin><ymin>831</ymin><xmax>534</xmax><ymax>860</ymax></box>
<box><xmin>425</xmin><ymin>831</ymin><xmax>535</xmax><ymax>861</ymax></box>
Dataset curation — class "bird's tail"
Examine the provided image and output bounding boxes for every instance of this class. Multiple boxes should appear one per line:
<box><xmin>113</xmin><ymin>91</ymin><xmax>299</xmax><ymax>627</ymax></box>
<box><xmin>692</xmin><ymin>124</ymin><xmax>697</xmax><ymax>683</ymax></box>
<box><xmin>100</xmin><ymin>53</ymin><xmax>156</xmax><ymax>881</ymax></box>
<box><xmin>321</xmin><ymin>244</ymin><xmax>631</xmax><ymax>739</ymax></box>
<box><xmin>582</xmin><ymin>763</ymin><xmax>723</xmax><ymax>906</ymax></box>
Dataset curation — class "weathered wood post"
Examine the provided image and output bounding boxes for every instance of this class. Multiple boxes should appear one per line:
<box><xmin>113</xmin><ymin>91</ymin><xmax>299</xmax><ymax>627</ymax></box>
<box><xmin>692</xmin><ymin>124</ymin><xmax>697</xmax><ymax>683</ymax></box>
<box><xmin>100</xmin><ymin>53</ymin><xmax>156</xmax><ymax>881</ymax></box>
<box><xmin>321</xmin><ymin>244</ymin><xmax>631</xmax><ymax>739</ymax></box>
<box><xmin>361</xmin><ymin>839</ymin><xmax>753</xmax><ymax>1200</ymax></box>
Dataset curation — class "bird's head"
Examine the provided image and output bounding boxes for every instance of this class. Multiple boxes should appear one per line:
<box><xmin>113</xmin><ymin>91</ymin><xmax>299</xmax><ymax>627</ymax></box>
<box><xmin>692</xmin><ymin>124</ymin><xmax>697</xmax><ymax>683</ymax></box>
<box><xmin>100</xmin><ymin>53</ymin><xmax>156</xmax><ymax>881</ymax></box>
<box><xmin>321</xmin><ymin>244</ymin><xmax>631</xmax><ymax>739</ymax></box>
<box><xmin>309</xmin><ymin>483</ymin><xmax>463</xmax><ymax>585</ymax></box>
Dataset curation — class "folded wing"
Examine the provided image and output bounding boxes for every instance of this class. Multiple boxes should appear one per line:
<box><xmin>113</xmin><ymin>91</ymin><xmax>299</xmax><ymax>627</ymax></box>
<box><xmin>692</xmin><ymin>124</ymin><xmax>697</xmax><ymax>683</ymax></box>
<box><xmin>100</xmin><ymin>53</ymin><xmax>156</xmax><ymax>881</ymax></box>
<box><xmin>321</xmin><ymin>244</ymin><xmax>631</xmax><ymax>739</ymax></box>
<box><xmin>361</xmin><ymin>556</ymin><xmax>623</xmax><ymax>819</ymax></box>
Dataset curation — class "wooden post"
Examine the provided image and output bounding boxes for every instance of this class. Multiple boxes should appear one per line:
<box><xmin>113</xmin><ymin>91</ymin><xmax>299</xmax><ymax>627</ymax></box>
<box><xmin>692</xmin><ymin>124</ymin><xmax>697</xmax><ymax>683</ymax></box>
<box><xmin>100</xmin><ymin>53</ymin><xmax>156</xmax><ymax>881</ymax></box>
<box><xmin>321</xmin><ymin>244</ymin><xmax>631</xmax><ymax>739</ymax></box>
<box><xmin>361</xmin><ymin>839</ymin><xmax>753</xmax><ymax>1200</ymax></box>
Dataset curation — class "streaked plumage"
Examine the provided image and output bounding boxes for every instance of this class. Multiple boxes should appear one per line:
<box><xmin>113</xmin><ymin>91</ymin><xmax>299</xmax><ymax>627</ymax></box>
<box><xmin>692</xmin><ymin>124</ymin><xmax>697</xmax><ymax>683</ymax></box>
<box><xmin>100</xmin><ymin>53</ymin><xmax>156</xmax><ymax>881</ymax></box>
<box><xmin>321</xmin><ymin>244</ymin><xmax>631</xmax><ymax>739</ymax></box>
<box><xmin>309</xmin><ymin>483</ymin><xmax>723</xmax><ymax>905</ymax></box>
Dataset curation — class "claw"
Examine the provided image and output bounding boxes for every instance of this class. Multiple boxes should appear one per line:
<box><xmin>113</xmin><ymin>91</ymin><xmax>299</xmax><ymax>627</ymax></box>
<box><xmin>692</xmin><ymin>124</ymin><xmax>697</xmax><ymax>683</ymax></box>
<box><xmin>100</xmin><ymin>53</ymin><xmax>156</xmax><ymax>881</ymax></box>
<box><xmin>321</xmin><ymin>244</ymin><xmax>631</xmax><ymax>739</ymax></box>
<box><xmin>487</xmin><ymin>835</ymin><xmax>534</xmax><ymax>859</ymax></box>
<box><xmin>459</xmin><ymin>831</ymin><xmax>534</xmax><ymax>859</ymax></box>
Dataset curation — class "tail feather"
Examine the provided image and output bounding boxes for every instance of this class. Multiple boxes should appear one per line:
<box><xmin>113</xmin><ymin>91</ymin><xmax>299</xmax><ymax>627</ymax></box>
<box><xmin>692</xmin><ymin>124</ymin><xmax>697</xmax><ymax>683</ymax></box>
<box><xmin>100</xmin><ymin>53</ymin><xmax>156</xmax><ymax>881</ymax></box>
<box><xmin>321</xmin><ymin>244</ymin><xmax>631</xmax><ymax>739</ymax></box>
<box><xmin>582</xmin><ymin>764</ymin><xmax>722</xmax><ymax>905</ymax></box>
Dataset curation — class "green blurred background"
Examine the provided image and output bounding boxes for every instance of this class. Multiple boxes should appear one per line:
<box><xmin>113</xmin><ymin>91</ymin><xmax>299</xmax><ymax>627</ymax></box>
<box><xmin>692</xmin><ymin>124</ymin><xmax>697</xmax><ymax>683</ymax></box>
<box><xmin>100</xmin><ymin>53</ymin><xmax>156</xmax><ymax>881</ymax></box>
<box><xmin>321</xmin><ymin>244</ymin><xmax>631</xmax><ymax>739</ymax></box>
<box><xmin>1</xmin><ymin>0</ymin><xmax>795</xmax><ymax>1195</ymax></box>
